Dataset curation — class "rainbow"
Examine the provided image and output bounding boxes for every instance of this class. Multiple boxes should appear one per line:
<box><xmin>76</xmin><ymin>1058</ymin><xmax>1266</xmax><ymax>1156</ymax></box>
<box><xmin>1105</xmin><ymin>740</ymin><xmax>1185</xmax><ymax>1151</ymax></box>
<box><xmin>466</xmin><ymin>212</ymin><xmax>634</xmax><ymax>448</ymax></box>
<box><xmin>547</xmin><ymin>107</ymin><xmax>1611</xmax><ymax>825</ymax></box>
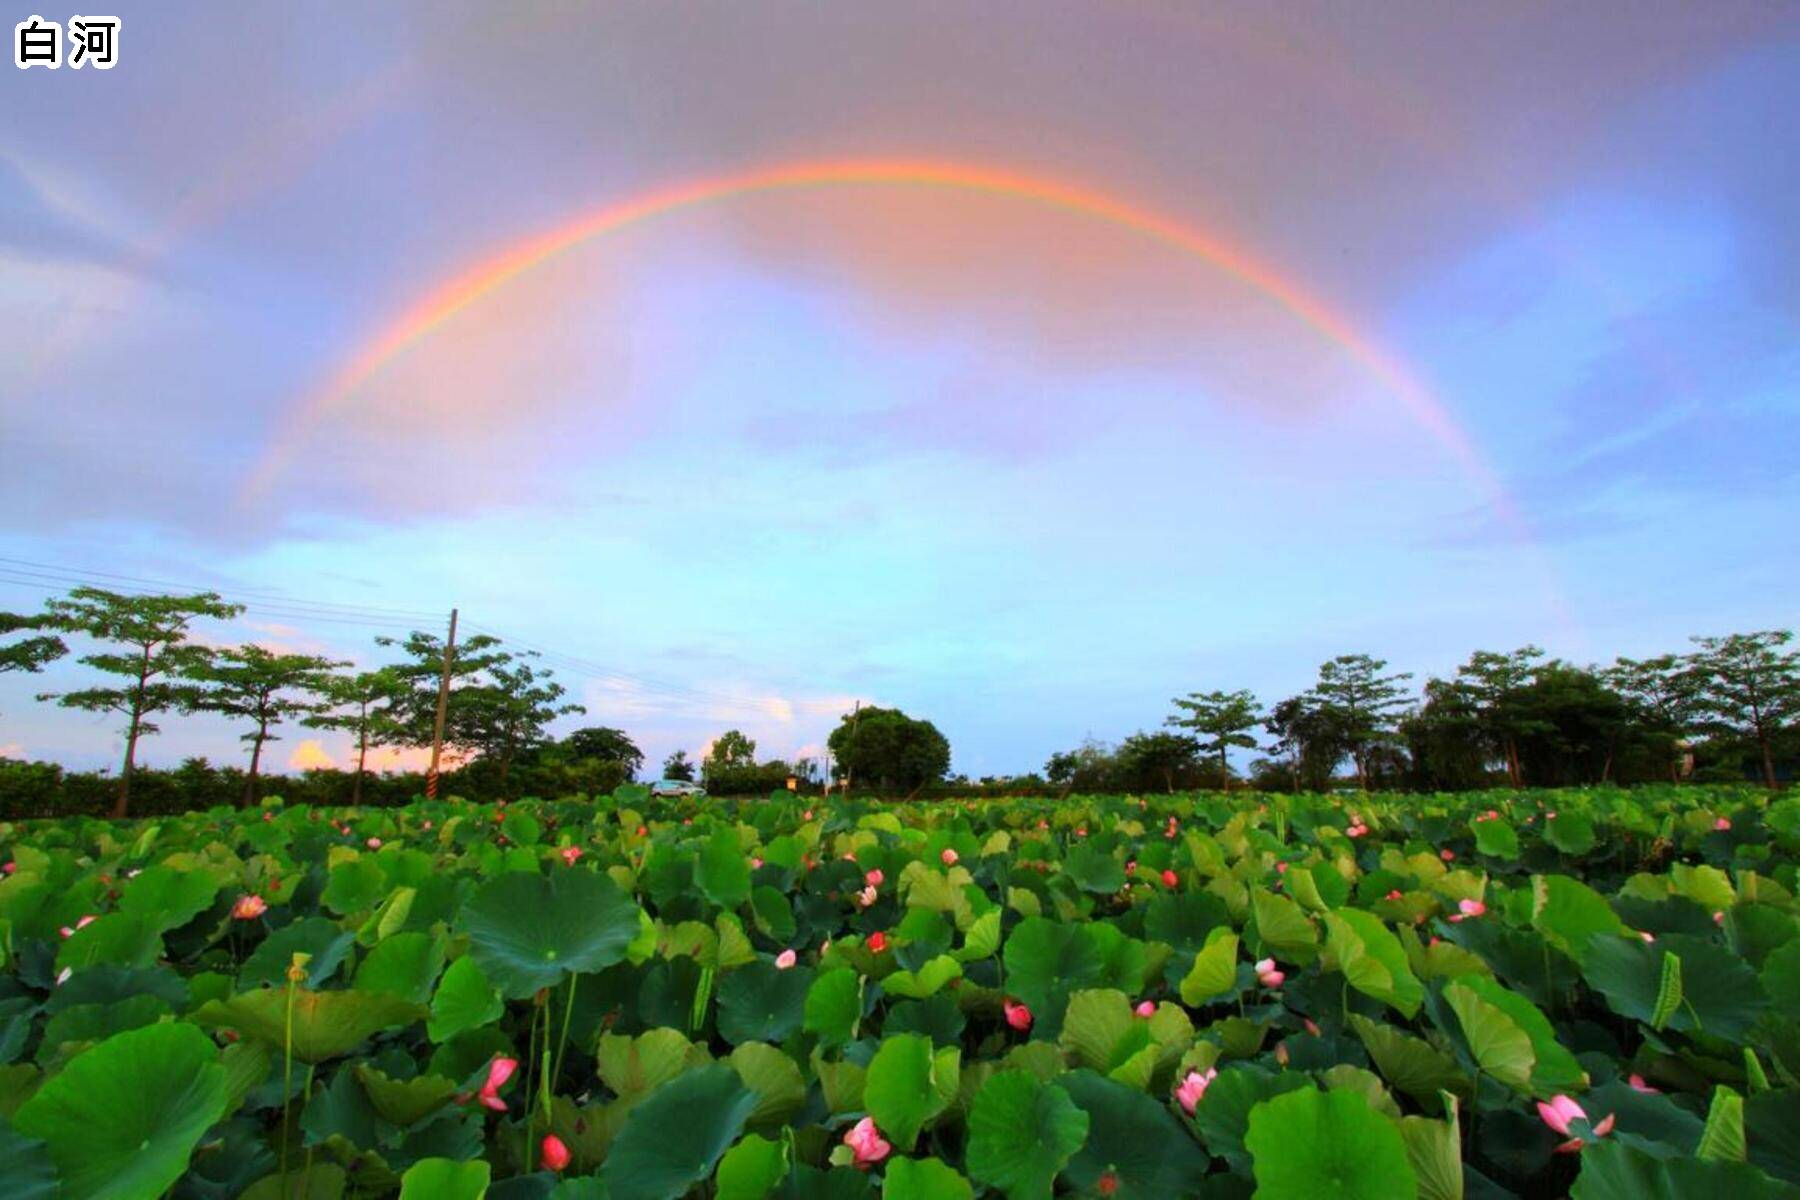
<box><xmin>246</xmin><ymin>158</ymin><xmax>1515</xmax><ymax>532</ymax></box>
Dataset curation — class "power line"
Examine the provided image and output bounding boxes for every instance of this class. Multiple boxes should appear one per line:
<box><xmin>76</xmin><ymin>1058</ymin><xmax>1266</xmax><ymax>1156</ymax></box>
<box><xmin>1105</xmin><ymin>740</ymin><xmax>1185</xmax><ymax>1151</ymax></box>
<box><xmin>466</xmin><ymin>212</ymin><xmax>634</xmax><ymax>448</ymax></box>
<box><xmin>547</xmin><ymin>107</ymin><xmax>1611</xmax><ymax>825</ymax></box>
<box><xmin>0</xmin><ymin>556</ymin><xmax>444</xmax><ymax>620</ymax></box>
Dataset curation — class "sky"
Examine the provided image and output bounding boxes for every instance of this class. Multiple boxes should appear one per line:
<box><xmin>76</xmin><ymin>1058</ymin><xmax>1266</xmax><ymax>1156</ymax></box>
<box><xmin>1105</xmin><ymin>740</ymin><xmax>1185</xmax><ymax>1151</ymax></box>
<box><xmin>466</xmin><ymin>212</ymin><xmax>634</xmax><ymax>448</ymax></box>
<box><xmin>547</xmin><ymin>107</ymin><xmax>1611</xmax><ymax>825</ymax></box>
<box><xmin>1</xmin><ymin>2</ymin><xmax>1796</xmax><ymax>780</ymax></box>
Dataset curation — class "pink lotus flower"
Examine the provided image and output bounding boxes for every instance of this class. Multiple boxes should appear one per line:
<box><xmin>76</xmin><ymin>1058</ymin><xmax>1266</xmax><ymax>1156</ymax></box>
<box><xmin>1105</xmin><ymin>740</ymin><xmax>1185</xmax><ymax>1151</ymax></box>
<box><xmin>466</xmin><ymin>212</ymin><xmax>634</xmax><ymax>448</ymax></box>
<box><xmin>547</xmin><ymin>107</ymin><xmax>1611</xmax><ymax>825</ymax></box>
<box><xmin>560</xmin><ymin>846</ymin><xmax>583</xmax><ymax>866</ymax></box>
<box><xmin>540</xmin><ymin>1134</ymin><xmax>570</xmax><ymax>1172</ymax></box>
<box><xmin>422</xmin><ymin>820</ymin><xmax>433</xmax><ymax>831</ymax></box>
<box><xmin>635</xmin><ymin>825</ymin><xmax>648</xmax><ymax>837</ymax></box>
<box><xmin>1303</xmin><ymin>1018</ymin><xmax>1322</xmax><ymax>1037</ymax></box>
<box><xmin>478</xmin><ymin>1056</ymin><xmax>518</xmax><ymax>1111</ymax></box>
<box><xmin>1135</xmin><ymin>1000</ymin><xmax>1156</xmax><ymax>1018</ymax></box>
<box><xmin>1003</xmin><ymin>998</ymin><xmax>1033</xmax><ymax>1031</ymax></box>
<box><xmin>54</xmin><ymin>967</ymin><xmax>71</xmax><ymax>987</ymax></box>
<box><xmin>231</xmin><ymin>894</ymin><xmax>268</xmax><ymax>921</ymax></box>
<box><xmin>1449</xmin><ymin>898</ymin><xmax>1486</xmax><ymax>923</ymax></box>
<box><xmin>1628</xmin><ymin>1074</ymin><xmax>1659</xmax><ymax>1094</ymax></box>
<box><xmin>775</xmin><ymin>949</ymin><xmax>798</xmax><ymax>970</ymax></box>
<box><xmin>1639</xmin><ymin>931</ymin><xmax>1656</xmax><ymax>943</ymax></box>
<box><xmin>864</xmin><ymin>869</ymin><xmax>884</xmax><ymax>887</ymax></box>
<box><xmin>1346</xmin><ymin>824</ymin><xmax>1367</xmax><ymax>839</ymax></box>
<box><xmin>1275</xmin><ymin>861</ymin><xmax>1288</xmax><ymax>874</ymax></box>
<box><xmin>1076</xmin><ymin>827</ymin><xmax>1087</xmax><ymax>838</ymax></box>
<box><xmin>366</xmin><ymin>837</ymin><xmax>382</xmax><ymax>850</ymax></box>
<box><xmin>803</xmin><ymin>809</ymin><xmax>814</xmax><ymax>820</ymax></box>
<box><xmin>1714</xmin><ymin>911</ymin><xmax>1726</xmax><ymax>925</ymax></box>
<box><xmin>1714</xmin><ymin>817</ymin><xmax>1731</xmax><ymax>831</ymax></box>
<box><xmin>857</xmin><ymin>884</ymin><xmax>878</xmax><ymax>908</ymax></box>
<box><xmin>1161</xmin><ymin>869</ymin><xmax>1179</xmax><ymax>889</ymax></box>
<box><xmin>750</xmin><ymin>856</ymin><xmax>764</xmax><ymax>869</ymax></box>
<box><xmin>59</xmin><ymin>914</ymin><xmax>98</xmax><ymax>938</ymax></box>
<box><xmin>867</xmin><ymin>931</ymin><xmax>888</xmax><ymax>953</ymax></box>
<box><xmin>1254</xmin><ymin>958</ymin><xmax>1285</xmax><ymax>988</ymax></box>
<box><xmin>263</xmin><ymin>811</ymin><xmax>274</xmax><ymax>822</ymax></box>
<box><xmin>1537</xmin><ymin>1094</ymin><xmax>1614</xmax><ymax>1153</ymax></box>
<box><xmin>843</xmin><ymin>1116</ymin><xmax>891</xmax><ymax>1168</ymax></box>
<box><xmin>1440</xmin><ymin>849</ymin><xmax>1455</xmax><ymax>862</ymax></box>
<box><xmin>1385</xmin><ymin>890</ymin><xmax>1404</xmax><ymax>901</ymax></box>
<box><xmin>940</xmin><ymin>848</ymin><xmax>959</xmax><ymax>866</ymax></box>
<box><xmin>1175</xmin><ymin>1067</ymin><xmax>1217</xmax><ymax>1114</ymax></box>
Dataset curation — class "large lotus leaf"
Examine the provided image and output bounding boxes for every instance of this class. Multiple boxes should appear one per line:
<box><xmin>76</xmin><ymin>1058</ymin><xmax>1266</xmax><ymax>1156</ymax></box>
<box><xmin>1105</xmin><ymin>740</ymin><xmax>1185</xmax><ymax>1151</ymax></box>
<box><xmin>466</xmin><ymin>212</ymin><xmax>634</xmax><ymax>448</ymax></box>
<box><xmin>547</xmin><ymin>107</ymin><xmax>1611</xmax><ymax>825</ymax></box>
<box><xmin>1059</xmin><ymin>1069</ymin><xmax>1210</xmax><ymax>1198</ymax></box>
<box><xmin>1531</xmin><ymin>875</ymin><xmax>1626</xmax><ymax>963</ymax></box>
<box><xmin>717</xmin><ymin>961</ymin><xmax>813</xmax><ymax>1045</ymax></box>
<box><xmin>322</xmin><ymin>860</ymin><xmax>388</xmax><ymax>916</ymax></box>
<box><xmin>1001</xmin><ymin>917</ymin><xmax>1104</xmax><ymax>1014</ymax></box>
<box><xmin>53</xmin><ymin>913</ymin><xmax>162</xmax><ymax>973</ymax></box>
<box><xmin>116</xmin><ymin>865</ymin><xmax>221</xmax><ymax>932</ymax></box>
<box><xmin>715</xmin><ymin>1132</ymin><xmax>787</xmax><ymax>1200</ymax></box>
<box><xmin>964</xmin><ymin>1070</ymin><xmax>1089</xmax><ymax>1200</ymax></box>
<box><xmin>43</xmin><ymin>963</ymin><xmax>187</xmax><ymax>1014</ymax></box>
<box><xmin>193</xmin><ymin>987</ymin><xmax>426</xmax><ymax>1063</ymax></box>
<box><xmin>354</xmin><ymin>932</ymin><xmax>446</xmax><ymax>1004</ymax></box>
<box><xmin>1245</xmin><ymin>1087</ymin><xmax>1418</xmax><ymax>1200</ymax></box>
<box><xmin>1347</xmin><ymin>1015</ymin><xmax>1469</xmax><ymax>1110</ymax></box>
<box><xmin>1324</xmin><ymin>908</ymin><xmax>1424</xmax><ymax>1018</ymax></box>
<box><xmin>1399</xmin><ymin>1104</ymin><xmax>1463</xmax><ymax>1200</ymax></box>
<box><xmin>1543</xmin><ymin>812</ymin><xmax>1597</xmax><ymax>856</ymax></box>
<box><xmin>1062</xmin><ymin>845</ymin><xmax>1126</xmax><ymax>895</ymax></box>
<box><xmin>882</xmin><ymin>1156</ymin><xmax>973</xmax><ymax>1200</ymax></box>
<box><xmin>696</xmin><ymin>829</ymin><xmax>753</xmax><ymax>910</ymax></box>
<box><xmin>458</xmin><ymin>869</ymin><xmax>644</xmax><ymax>998</ymax></box>
<box><xmin>1189</xmin><ymin>1066</ymin><xmax>1313</xmax><ymax>1170</ymax></box>
<box><xmin>397</xmin><ymin>1157</ymin><xmax>490</xmax><ymax>1200</ymax></box>
<box><xmin>1250</xmin><ymin>889</ymin><xmax>1318</xmax><ymax>965</ymax></box>
<box><xmin>240</xmin><ymin>1164</ymin><xmax>348</xmax><ymax>1200</ymax></box>
<box><xmin>1058</xmin><ymin>989</ymin><xmax>1151</xmax><ymax>1074</ymax></box>
<box><xmin>354</xmin><ymin>1063</ymin><xmax>458</xmax><ymax>1127</ymax></box>
<box><xmin>1179</xmin><ymin>928</ymin><xmax>1240</xmax><ymax>1007</ymax></box>
<box><xmin>598</xmin><ymin>1028</ymin><xmax>712</xmax><ymax>1100</ymax></box>
<box><xmin>803</xmin><ymin>968</ymin><xmax>863</xmax><ymax>1049</ymax></box>
<box><xmin>1746</xmin><ymin>1090</ymin><xmax>1800</xmax><ymax>1185</ymax></box>
<box><xmin>1471</xmin><ymin>819</ymin><xmax>1520</xmax><ymax>860</ymax></box>
<box><xmin>1441</xmin><ymin>981</ymin><xmax>1536</xmax><ymax>1094</ymax></box>
<box><xmin>602</xmin><ymin>1063</ymin><xmax>758</xmax><ymax>1200</ymax></box>
<box><xmin>13</xmin><ymin>1023</ymin><xmax>228</xmax><ymax>1200</ymax></box>
<box><xmin>728</xmin><ymin>1042</ymin><xmax>807</xmax><ymax>1131</ymax></box>
<box><xmin>240</xmin><ymin>917</ymin><xmax>358</xmax><ymax>989</ymax></box>
<box><xmin>864</xmin><ymin>1033</ymin><xmax>951</xmax><ymax>1151</ymax></box>
<box><xmin>1583</xmin><ymin>933</ymin><xmax>1768</xmax><ymax>1041</ymax></box>
<box><xmin>427</xmin><ymin>955</ymin><xmax>504</xmax><ymax>1043</ymax></box>
<box><xmin>0</xmin><ymin>1117</ymin><xmax>57</xmax><ymax>1200</ymax></box>
<box><xmin>1446</xmin><ymin>975</ymin><xmax>1584</xmax><ymax>1094</ymax></box>
<box><xmin>1571</xmin><ymin>1139</ymin><xmax>1792</xmax><ymax>1199</ymax></box>
<box><xmin>38</xmin><ymin>993</ymin><xmax>169</xmax><ymax>1061</ymax></box>
<box><xmin>882</xmin><ymin>955</ymin><xmax>962</xmax><ymax>1000</ymax></box>
<box><xmin>1142</xmin><ymin>891</ymin><xmax>1230</xmax><ymax>962</ymax></box>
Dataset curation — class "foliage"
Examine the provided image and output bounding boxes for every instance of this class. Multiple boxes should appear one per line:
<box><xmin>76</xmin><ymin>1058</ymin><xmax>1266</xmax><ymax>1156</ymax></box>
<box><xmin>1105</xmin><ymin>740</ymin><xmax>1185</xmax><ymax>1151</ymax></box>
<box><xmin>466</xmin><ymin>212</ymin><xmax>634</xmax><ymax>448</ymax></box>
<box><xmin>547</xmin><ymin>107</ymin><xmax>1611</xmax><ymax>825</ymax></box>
<box><xmin>828</xmin><ymin>706</ymin><xmax>952</xmax><ymax>792</ymax></box>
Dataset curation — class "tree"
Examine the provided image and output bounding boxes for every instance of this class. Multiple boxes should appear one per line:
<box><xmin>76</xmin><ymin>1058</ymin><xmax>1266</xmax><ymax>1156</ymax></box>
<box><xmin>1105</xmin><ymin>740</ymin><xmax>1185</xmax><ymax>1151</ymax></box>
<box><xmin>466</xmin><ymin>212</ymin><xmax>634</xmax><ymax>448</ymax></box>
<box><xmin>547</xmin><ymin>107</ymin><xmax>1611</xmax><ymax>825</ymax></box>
<box><xmin>1453</xmin><ymin>646</ymin><xmax>1549</xmax><ymax>787</ymax></box>
<box><xmin>559</xmin><ymin>727</ymin><xmax>644</xmax><ymax>779</ymax></box>
<box><xmin>1115</xmin><ymin>730</ymin><xmax>1202</xmax><ymax>793</ymax></box>
<box><xmin>1264</xmin><ymin>695</ymin><xmax>1351</xmax><ymax>792</ymax></box>
<box><xmin>371</xmin><ymin>628</ymin><xmax>509</xmax><ymax>746</ymax></box>
<box><xmin>455</xmin><ymin>654</ymin><xmax>585</xmax><ymax>791</ymax></box>
<box><xmin>1307</xmin><ymin>654</ymin><xmax>1414</xmax><ymax>790</ymax></box>
<box><xmin>1605</xmin><ymin>654</ymin><xmax>1698</xmax><ymax>783</ymax></box>
<box><xmin>704</xmin><ymin>730</ymin><xmax>758</xmax><ymax>775</ymax></box>
<box><xmin>1401</xmin><ymin>678</ymin><xmax>1490</xmax><ymax>791</ymax></box>
<box><xmin>1685</xmin><ymin>630</ymin><xmax>1797</xmax><ymax>789</ymax></box>
<box><xmin>827</xmin><ymin>706</ymin><xmax>950</xmax><ymax>793</ymax></box>
<box><xmin>193</xmin><ymin>645</ymin><xmax>345</xmax><ymax>805</ymax></box>
<box><xmin>302</xmin><ymin>666</ymin><xmax>409</xmax><ymax>804</ymax></box>
<box><xmin>662</xmin><ymin>749</ymin><xmax>696</xmax><ymax>782</ymax></box>
<box><xmin>37</xmin><ymin>588</ymin><xmax>243</xmax><ymax>817</ymax></box>
<box><xmin>1167</xmin><ymin>688</ymin><xmax>1261</xmax><ymax>787</ymax></box>
<box><xmin>0</xmin><ymin>610</ymin><xmax>66</xmax><ymax>682</ymax></box>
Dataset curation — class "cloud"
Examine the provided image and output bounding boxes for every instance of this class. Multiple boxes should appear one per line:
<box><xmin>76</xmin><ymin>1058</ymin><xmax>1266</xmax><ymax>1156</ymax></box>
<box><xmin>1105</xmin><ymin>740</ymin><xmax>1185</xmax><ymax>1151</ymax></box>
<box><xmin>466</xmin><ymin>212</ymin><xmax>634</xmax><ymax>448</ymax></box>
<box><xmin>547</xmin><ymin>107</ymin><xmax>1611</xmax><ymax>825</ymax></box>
<box><xmin>0</xmin><ymin>743</ymin><xmax>24</xmax><ymax>760</ymax></box>
<box><xmin>287</xmin><ymin>739</ymin><xmax>338</xmax><ymax>771</ymax></box>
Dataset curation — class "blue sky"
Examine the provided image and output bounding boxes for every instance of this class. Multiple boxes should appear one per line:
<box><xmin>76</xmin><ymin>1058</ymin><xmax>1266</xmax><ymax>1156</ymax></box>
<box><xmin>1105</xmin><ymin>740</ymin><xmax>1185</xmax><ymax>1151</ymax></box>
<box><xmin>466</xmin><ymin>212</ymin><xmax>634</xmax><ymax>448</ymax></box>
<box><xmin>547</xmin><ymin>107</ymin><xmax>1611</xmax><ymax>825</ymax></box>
<box><xmin>2</xmin><ymin>3</ymin><xmax>1796</xmax><ymax>778</ymax></box>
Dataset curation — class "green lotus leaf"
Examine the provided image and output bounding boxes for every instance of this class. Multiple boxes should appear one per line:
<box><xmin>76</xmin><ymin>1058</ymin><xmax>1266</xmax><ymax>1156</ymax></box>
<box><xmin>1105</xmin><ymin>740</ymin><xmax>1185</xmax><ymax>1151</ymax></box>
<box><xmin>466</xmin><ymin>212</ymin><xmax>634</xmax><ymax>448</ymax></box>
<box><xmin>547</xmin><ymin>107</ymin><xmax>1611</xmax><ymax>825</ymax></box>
<box><xmin>696</xmin><ymin>829</ymin><xmax>753</xmax><ymax>910</ymax></box>
<box><xmin>1059</xmin><ymin>1069</ymin><xmax>1210</xmax><ymax>1198</ymax></box>
<box><xmin>1058</xmin><ymin>989</ymin><xmax>1150</xmax><ymax>1074</ymax></box>
<box><xmin>1324</xmin><ymin>908</ymin><xmax>1424</xmax><ymax>1018</ymax></box>
<box><xmin>397</xmin><ymin>1157</ymin><xmax>490</xmax><ymax>1200</ymax></box>
<box><xmin>864</xmin><ymin>1033</ymin><xmax>955</xmax><ymax>1152</ymax></box>
<box><xmin>964</xmin><ymin>1069</ymin><xmax>1089</xmax><ymax>1200</ymax></box>
<box><xmin>716</xmin><ymin>1132</ymin><xmax>787</xmax><ymax>1200</ymax></box>
<box><xmin>882</xmin><ymin>955</ymin><xmax>962</xmax><ymax>1000</ymax></box>
<box><xmin>1189</xmin><ymin>1066</ymin><xmax>1312</xmax><ymax>1170</ymax></box>
<box><xmin>716</xmin><ymin>961</ymin><xmax>813</xmax><ymax>1045</ymax></box>
<box><xmin>354</xmin><ymin>931</ymin><xmax>446</xmax><ymax>1004</ymax></box>
<box><xmin>240</xmin><ymin>917</ymin><xmax>358</xmax><ymax>989</ymax></box>
<box><xmin>1178</xmin><ymin>928</ymin><xmax>1239</xmax><ymax>1006</ymax></box>
<box><xmin>353</xmin><ymin>1063</ymin><xmax>458</xmax><ymax>1127</ymax></box>
<box><xmin>1001</xmin><ymin>917</ymin><xmax>1104</xmax><ymax>1015</ymax></box>
<box><xmin>53</xmin><ymin>913</ymin><xmax>162</xmax><ymax>973</ymax></box>
<box><xmin>803</xmin><ymin>968</ymin><xmax>863</xmax><ymax>1049</ymax></box>
<box><xmin>601</xmin><ymin>1063</ymin><xmax>758</xmax><ymax>1200</ymax></box>
<box><xmin>240</xmin><ymin>1164</ymin><xmax>348</xmax><ymax>1200</ymax></box>
<box><xmin>13</xmin><ymin>1023</ymin><xmax>228</xmax><ymax>1200</ymax></box>
<box><xmin>458</xmin><ymin>868</ymin><xmax>644</xmax><ymax>998</ymax></box>
<box><xmin>192</xmin><ymin>987</ymin><xmax>426</xmax><ymax>1063</ymax></box>
<box><xmin>598</xmin><ymin>1028</ymin><xmax>712</xmax><ymax>1099</ymax></box>
<box><xmin>0</xmin><ymin>1117</ymin><xmax>58</xmax><ymax>1200</ymax></box>
<box><xmin>882</xmin><ymin>1156</ymin><xmax>974</xmax><ymax>1200</ymax></box>
<box><xmin>1583</xmin><ymin>933</ymin><xmax>1768</xmax><ymax>1042</ymax></box>
<box><xmin>427</xmin><ymin>955</ymin><xmax>504</xmax><ymax>1043</ymax></box>
<box><xmin>1246</xmin><ymin>1087</ymin><xmax>1418</xmax><ymax>1200</ymax></box>
<box><xmin>727</xmin><ymin>1042</ymin><xmax>806</xmax><ymax>1131</ymax></box>
<box><xmin>116</xmin><ymin>865</ymin><xmax>221</xmax><ymax>932</ymax></box>
<box><xmin>1250</xmin><ymin>889</ymin><xmax>1318</xmax><ymax>965</ymax></box>
<box><xmin>1531</xmin><ymin>875</ymin><xmax>1626</xmax><ymax>963</ymax></box>
<box><xmin>1571</xmin><ymin>1139</ymin><xmax>1792</xmax><ymax>1199</ymax></box>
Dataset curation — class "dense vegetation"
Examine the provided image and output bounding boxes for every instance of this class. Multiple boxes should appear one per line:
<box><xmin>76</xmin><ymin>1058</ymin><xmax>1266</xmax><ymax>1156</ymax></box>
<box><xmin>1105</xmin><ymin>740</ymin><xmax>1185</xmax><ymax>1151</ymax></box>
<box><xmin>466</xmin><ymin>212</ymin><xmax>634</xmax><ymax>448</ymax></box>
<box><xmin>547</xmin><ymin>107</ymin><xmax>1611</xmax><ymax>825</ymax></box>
<box><xmin>3</xmin><ymin>589</ymin><xmax>1795</xmax><ymax>820</ymax></box>
<box><xmin>0</xmin><ymin>783</ymin><xmax>1793</xmax><ymax>1198</ymax></box>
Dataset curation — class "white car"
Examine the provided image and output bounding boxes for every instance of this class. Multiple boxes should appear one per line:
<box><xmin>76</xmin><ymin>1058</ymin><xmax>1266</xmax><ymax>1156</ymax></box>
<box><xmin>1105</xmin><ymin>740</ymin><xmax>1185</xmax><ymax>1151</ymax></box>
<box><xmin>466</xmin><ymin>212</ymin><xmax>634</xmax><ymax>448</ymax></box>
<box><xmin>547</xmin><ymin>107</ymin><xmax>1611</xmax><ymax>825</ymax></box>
<box><xmin>649</xmin><ymin>779</ymin><xmax>706</xmax><ymax>798</ymax></box>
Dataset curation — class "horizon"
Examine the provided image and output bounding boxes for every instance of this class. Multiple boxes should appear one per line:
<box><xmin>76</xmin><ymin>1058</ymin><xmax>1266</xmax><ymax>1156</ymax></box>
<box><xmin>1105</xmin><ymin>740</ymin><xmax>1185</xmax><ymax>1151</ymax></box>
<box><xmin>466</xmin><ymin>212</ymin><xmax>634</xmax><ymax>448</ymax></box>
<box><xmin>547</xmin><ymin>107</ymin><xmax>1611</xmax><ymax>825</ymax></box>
<box><xmin>4</xmin><ymin>3</ymin><xmax>1797</xmax><ymax>778</ymax></box>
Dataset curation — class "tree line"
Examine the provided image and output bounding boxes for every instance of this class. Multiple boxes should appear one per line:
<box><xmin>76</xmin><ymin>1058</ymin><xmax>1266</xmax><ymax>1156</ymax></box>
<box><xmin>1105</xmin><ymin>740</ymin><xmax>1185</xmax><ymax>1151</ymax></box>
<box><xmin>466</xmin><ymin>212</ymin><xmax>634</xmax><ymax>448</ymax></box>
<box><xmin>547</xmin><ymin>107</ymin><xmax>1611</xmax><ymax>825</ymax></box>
<box><xmin>1042</xmin><ymin>637</ymin><xmax>1797</xmax><ymax>794</ymax></box>
<box><xmin>0</xmin><ymin>587</ymin><xmax>956</xmax><ymax>816</ymax></box>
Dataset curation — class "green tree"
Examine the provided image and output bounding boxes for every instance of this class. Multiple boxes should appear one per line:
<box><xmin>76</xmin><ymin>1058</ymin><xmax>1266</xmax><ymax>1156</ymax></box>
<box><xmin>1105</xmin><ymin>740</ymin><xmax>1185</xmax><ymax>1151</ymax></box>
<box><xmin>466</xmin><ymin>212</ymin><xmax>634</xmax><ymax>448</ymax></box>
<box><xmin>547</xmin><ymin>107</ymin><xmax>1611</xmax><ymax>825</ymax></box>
<box><xmin>1605</xmin><ymin>654</ymin><xmax>1698</xmax><ymax>783</ymax></box>
<box><xmin>1453</xmin><ymin>646</ymin><xmax>1549</xmax><ymax>787</ymax></box>
<box><xmin>37</xmin><ymin>588</ymin><xmax>243</xmax><ymax>817</ymax></box>
<box><xmin>1307</xmin><ymin>653</ymin><xmax>1414</xmax><ymax>791</ymax></box>
<box><xmin>193</xmin><ymin>645</ymin><xmax>346</xmax><ymax>805</ymax></box>
<box><xmin>560</xmin><ymin>727</ymin><xmax>644</xmax><ymax>779</ymax></box>
<box><xmin>302</xmin><ymin>666</ymin><xmax>409</xmax><ymax>804</ymax></box>
<box><xmin>661</xmin><ymin>748</ymin><xmax>696</xmax><ymax>782</ymax></box>
<box><xmin>1115</xmin><ymin>730</ymin><xmax>1201</xmax><ymax>793</ymax></box>
<box><xmin>1685</xmin><ymin>630</ymin><xmax>1797</xmax><ymax>789</ymax></box>
<box><xmin>1166</xmin><ymin>688</ymin><xmax>1261</xmax><ymax>787</ymax></box>
<box><xmin>0</xmin><ymin>610</ymin><xmax>66</xmax><ymax>684</ymax></box>
<box><xmin>456</xmin><ymin>654</ymin><xmax>585</xmax><ymax>792</ymax></box>
<box><xmin>371</xmin><ymin>628</ymin><xmax>509</xmax><ymax>746</ymax></box>
<box><xmin>1401</xmin><ymin>678</ymin><xmax>1490</xmax><ymax>791</ymax></box>
<box><xmin>703</xmin><ymin>729</ymin><xmax>758</xmax><ymax>775</ymax></box>
<box><xmin>827</xmin><ymin>706</ymin><xmax>951</xmax><ymax>793</ymax></box>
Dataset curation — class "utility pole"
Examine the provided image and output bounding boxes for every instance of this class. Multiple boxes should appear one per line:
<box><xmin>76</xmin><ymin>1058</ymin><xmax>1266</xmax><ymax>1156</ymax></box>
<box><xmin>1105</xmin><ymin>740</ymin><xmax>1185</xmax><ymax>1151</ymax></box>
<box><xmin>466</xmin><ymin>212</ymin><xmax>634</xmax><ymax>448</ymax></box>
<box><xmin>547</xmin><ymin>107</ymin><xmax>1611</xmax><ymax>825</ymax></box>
<box><xmin>426</xmin><ymin>607</ymin><xmax>458</xmax><ymax>799</ymax></box>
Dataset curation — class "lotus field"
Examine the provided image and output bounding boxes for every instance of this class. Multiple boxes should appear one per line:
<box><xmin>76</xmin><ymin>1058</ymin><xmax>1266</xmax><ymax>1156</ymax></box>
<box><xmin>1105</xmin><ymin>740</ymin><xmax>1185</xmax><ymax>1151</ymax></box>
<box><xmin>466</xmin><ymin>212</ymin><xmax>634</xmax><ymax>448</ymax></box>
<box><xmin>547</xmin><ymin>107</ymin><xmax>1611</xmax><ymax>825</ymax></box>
<box><xmin>0</xmin><ymin>785</ymin><xmax>1796</xmax><ymax>1200</ymax></box>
